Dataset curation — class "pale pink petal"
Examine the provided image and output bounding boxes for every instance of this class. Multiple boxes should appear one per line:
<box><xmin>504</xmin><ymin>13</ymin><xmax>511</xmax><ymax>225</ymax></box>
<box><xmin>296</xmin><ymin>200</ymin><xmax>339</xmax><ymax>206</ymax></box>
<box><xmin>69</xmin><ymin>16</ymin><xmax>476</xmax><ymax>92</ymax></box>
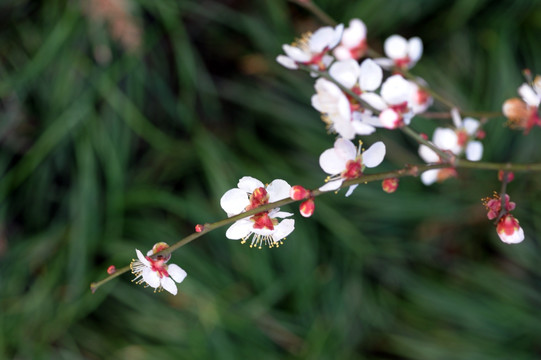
<box><xmin>333</xmin><ymin>46</ymin><xmax>352</xmax><ymax>61</ymax></box>
<box><xmin>319</xmin><ymin>179</ymin><xmax>343</xmax><ymax>192</ymax></box>
<box><xmin>136</xmin><ymin>249</ymin><xmax>150</xmax><ymax>267</ymax></box>
<box><xmin>167</xmin><ymin>264</ymin><xmax>187</xmax><ymax>283</ymax></box>
<box><xmin>225</xmin><ymin>220</ymin><xmax>252</xmax><ymax>240</ymax></box>
<box><xmin>408</xmin><ymin>37</ymin><xmax>423</xmax><ymax>63</ymax></box>
<box><xmin>518</xmin><ymin>84</ymin><xmax>540</xmax><ymax>107</ymax></box>
<box><xmin>272</xmin><ymin>219</ymin><xmax>295</xmax><ymax>242</ymax></box>
<box><xmin>267</xmin><ymin>179</ymin><xmax>291</xmax><ymax>202</ymax></box>
<box><xmin>319</xmin><ymin>148</ymin><xmax>347</xmax><ymax>174</ymax></box>
<box><xmin>381</xmin><ymin>75</ymin><xmax>410</xmax><ymax>105</ymax></box>
<box><xmin>345</xmin><ymin>184</ymin><xmax>359</xmax><ymax>197</ymax></box>
<box><xmin>220</xmin><ymin>188</ymin><xmax>249</xmax><ymax>216</ymax></box>
<box><xmin>329</xmin><ymin>59</ymin><xmax>359</xmax><ymax>89</ymax></box>
<box><xmin>384</xmin><ymin>35</ymin><xmax>408</xmax><ymax>59</ymax></box>
<box><xmin>362</xmin><ymin>141</ymin><xmax>386</xmax><ymax>168</ymax></box>
<box><xmin>160</xmin><ymin>277</ymin><xmax>178</xmax><ymax>295</ymax></box>
<box><xmin>359</xmin><ymin>59</ymin><xmax>382</xmax><ymax>91</ymax></box>
<box><xmin>237</xmin><ymin>176</ymin><xmax>264</xmax><ymax>192</ymax></box>
<box><xmin>465</xmin><ymin>141</ymin><xmax>483</xmax><ymax>161</ymax></box>
<box><xmin>142</xmin><ymin>268</ymin><xmax>160</xmax><ymax>288</ymax></box>
<box><xmin>276</xmin><ymin>55</ymin><xmax>298</xmax><ymax>69</ymax></box>
<box><xmin>421</xmin><ymin>169</ymin><xmax>439</xmax><ymax>185</ymax></box>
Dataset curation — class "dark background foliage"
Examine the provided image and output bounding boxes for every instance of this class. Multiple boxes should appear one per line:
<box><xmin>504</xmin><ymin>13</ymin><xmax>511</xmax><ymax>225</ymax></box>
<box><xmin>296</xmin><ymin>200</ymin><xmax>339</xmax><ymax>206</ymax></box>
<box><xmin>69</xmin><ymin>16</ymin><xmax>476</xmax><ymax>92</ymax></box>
<box><xmin>1</xmin><ymin>0</ymin><xmax>541</xmax><ymax>359</ymax></box>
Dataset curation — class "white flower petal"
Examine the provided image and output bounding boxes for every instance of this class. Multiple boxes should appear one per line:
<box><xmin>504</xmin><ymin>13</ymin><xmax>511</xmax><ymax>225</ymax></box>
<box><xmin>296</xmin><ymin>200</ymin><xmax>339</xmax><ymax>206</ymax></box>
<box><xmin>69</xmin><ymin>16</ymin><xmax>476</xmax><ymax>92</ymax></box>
<box><xmin>319</xmin><ymin>148</ymin><xmax>346</xmax><ymax>174</ymax></box>
<box><xmin>342</xmin><ymin>19</ymin><xmax>366</xmax><ymax>47</ymax></box>
<box><xmin>334</xmin><ymin>138</ymin><xmax>357</xmax><ymax>160</ymax></box>
<box><xmin>160</xmin><ymin>277</ymin><xmax>178</xmax><ymax>295</ymax></box>
<box><xmin>220</xmin><ymin>188</ymin><xmax>249</xmax><ymax>216</ymax></box>
<box><xmin>499</xmin><ymin>226</ymin><xmax>524</xmax><ymax>244</ymax></box>
<box><xmin>384</xmin><ymin>35</ymin><xmax>408</xmax><ymax>59</ymax></box>
<box><xmin>142</xmin><ymin>268</ymin><xmax>161</xmax><ymax>288</ymax></box>
<box><xmin>272</xmin><ymin>211</ymin><xmax>294</xmax><ymax>218</ymax></box>
<box><xmin>381</xmin><ymin>75</ymin><xmax>411</xmax><ymax>105</ymax></box>
<box><xmin>136</xmin><ymin>249</ymin><xmax>150</xmax><ymax>267</ymax></box>
<box><xmin>272</xmin><ymin>219</ymin><xmax>295</xmax><ymax>241</ymax></box>
<box><xmin>418</xmin><ymin>144</ymin><xmax>439</xmax><ymax>163</ymax></box>
<box><xmin>276</xmin><ymin>55</ymin><xmax>298</xmax><ymax>69</ymax></box>
<box><xmin>333</xmin><ymin>118</ymin><xmax>356</xmax><ymax>140</ymax></box>
<box><xmin>373</xmin><ymin>57</ymin><xmax>395</xmax><ymax>69</ymax></box>
<box><xmin>433</xmin><ymin>128</ymin><xmax>459</xmax><ymax>153</ymax></box>
<box><xmin>379</xmin><ymin>108</ymin><xmax>401</xmax><ymax>129</ymax></box>
<box><xmin>360</xmin><ymin>93</ymin><xmax>388</xmax><ymax>111</ymax></box>
<box><xmin>518</xmin><ymin>83</ymin><xmax>540</xmax><ymax>107</ymax></box>
<box><xmin>362</xmin><ymin>141</ymin><xmax>386</xmax><ymax>168</ymax></box>
<box><xmin>282</xmin><ymin>44</ymin><xmax>310</xmax><ymax>62</ymax></box>
<box><xmin>167</xmin><ymin>264</ymin><xmax>187</xmax><ymax>283</ymax></box>
<box><xmin>266</xmin><ymin>179</ymin><xmax>291</xmax><ymax>202</ymax></box>
<box><xmin>359</xmin><ymin>59</ymin><xmax>383</xmax><ymax>91</ymax></box>
<box><xmin>408</xmin><ymin>37</ymin><xmax>423</xmax><ymax>63</ymax></box>
<box><xmin>329</xmin><ymin>59</ymin><xmax>360</xmax><ymax>89</ymax></box>
<box><xmin>466</xmin><ymin>141</ymin><xmax>483</xmax><ymax>161</ymax></box>
<box><xmin>451</xmin><ymin>107</ymin><xmax>462</xmax><ymax>128</ymax></box>
<box><xmin>310</xmin><ymin>26</ymin><xmax>336</xmax><ymax>53</ymax></box>
<box><xmin>237</xmin><ymin>176</ymin><xmax>264</xmax><ymax>192</ymax></box>
<box><xmin>345</xmin><ymin>184</ymin><xmax>359</xmax><ymax>197</ymax></box>
<box><xmin>421</xmin><ymin>169</ymin><xmax>439</xmax><ymax>185</ymax></box>
<box><xmin>351</xmin><ymin>119</ymin><xmax>376</xmax><ymax>135</ymax></box>
<box><xmin>463</xmin><ymin>118</ymin><xmax>480</xmax><ymax>135</ymax></box>
<box><xmin>225</xmin><ymin>220</ymin><xmax>253</xmax><ymax>240</ymax></box>
<box><xmin>319</xmin><ymin>179</ymin><xmax>343</xmax><ymax>192</ymax></box>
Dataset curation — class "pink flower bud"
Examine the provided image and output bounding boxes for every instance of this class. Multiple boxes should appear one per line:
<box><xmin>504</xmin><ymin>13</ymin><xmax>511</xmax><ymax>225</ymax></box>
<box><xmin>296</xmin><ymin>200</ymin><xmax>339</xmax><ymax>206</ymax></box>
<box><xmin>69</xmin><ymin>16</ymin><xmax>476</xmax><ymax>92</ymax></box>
<box><xmin>299</xmin><ymin>198</ymin><xmax>315</xmax><ymax>218</ymax></box>
<box><xmin>498</xmin><ymin>170</ymin><xmax>514</xmax><ymax>183</ymax></box>
<box><xmin>496</xmin><ymin>215</ymin><xmax>524</xmax><ymax>244</ymax></box>
<box><xmin>290</xmin><ymin>185</ymin><xmax>310</xmax><ymax>200</ymax></box>
<box><xmin>379</xmin><ymin>108</ymin><xmax>402</xmax><ymax>129</ymax></box>
<box><xmin>382</xmin><ymin>178</ymin><xmax>399</xmax><ymax>193</ymax></box>
<box><xmin>107</xmin><ymin>265</ymin><xmax>116</xmax><ymax>275</ymax></box>
<box><xmin>195</xmin><ymin>224</ymin><xmax>204</xmax><ymax>233</ymax></box>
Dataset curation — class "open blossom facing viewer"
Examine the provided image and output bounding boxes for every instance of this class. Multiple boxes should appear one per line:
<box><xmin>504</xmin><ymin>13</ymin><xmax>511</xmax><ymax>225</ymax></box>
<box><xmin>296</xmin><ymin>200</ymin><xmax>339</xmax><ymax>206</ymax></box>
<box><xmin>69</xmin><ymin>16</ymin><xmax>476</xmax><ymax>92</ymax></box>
<box><xmin>276</xmin><ymin>24</ymin><xmax>344</xmax><ymax>71</ymax></box>
<box><xmin>333</xmin><ymin>19</ymin><xmax>367</xmax><ymax>61</ymax></box>
<box><xmin>312</xmin><ymin>58</ymin><xmax>384</xmax><ymax>138</ymax></box>
<box><xmin>503</xmin><ymin>74</ymin><xmax>541</xmax><ymax>134</ymax></box>
<box><xmin>220</xmin><ymin>176</ymin><xmax>295</xmax><ymax>248</ymax></box>
<box><xmin>375</xmin><ymin>34</ymin><xmax>423</xmax><ymax>70</ymax></box>
<box><xmin>131</xmin><ymin>242</ymin><xmax>187</xmax><ymax>295</ymax></box>
<box><xmin>319</xmin><ymin>138</ymin><xmax>386</xmax><ymax>196</ymax></box>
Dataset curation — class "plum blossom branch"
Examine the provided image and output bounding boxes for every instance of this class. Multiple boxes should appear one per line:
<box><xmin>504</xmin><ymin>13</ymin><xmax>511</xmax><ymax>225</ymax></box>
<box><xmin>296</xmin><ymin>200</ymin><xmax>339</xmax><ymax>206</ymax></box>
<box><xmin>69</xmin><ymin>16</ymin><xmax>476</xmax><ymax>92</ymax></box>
<box><xmin>90</xmin><ymin>159</ymin><xmax>541</xmax><ymax>293</ymax></box>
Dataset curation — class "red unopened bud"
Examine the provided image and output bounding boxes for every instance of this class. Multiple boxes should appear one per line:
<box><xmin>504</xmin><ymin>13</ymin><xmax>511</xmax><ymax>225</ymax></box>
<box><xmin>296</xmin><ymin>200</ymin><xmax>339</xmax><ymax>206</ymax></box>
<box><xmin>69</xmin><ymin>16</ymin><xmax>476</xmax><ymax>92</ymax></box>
<box><xmin>195</xmin><ymin>224</ymin><xmax>204</xmax><ymax>233</ymax></box>
<box><xmin>290</xmin><ymin>185</ymin><xmax>310</xmax><ymax>200</ymax></box>
<box><xmin>382</xmin><ymin>178</ymin><xmax>399</xmax><ymax>193</ymax></box>
<box><xmin>498</xmin><ymin>170</ymin><xmax>514</xmax><ymax>183</ymax></box>
<box><xmin>107</xmin><ymin>265</ymin><xmax>116</xmax><ymax>275</ymax></box>
<box><xmin>420</xmin><ymin>133</ymin><xmax>428</xmax><ymax>140</ymax></box>
<box><xmin>476</xmin><ymin>129</ymin><xmax>486</xmax><ymax>140</ymax></box>
<box><xmin>299</xmin><ymin>198</ymin><xmax>315</xmax><ymax>218</ymax></box>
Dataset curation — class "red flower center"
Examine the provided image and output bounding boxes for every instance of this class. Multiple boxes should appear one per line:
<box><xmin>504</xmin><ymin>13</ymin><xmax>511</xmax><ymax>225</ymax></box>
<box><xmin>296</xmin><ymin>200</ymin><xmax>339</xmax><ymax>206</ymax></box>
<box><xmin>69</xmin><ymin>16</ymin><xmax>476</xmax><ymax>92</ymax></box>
<box><xmin>147</xmin><ymin>258</ymin><xmax>169</xmax><ymax>278</ymax></box>
<box><xmin>342</xmin><ymin>158</ymin><xmax>363</xmax><ymax>179</ymax></box>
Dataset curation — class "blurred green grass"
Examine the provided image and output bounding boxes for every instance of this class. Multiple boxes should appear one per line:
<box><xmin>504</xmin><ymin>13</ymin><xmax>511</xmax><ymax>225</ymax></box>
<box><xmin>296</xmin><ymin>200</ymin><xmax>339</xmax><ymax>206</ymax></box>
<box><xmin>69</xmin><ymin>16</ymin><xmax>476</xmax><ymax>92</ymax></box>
<box><xmin>1</xmin><ymin>0</ymin><xmax>541</xmax><ymax>359</ymax></box>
